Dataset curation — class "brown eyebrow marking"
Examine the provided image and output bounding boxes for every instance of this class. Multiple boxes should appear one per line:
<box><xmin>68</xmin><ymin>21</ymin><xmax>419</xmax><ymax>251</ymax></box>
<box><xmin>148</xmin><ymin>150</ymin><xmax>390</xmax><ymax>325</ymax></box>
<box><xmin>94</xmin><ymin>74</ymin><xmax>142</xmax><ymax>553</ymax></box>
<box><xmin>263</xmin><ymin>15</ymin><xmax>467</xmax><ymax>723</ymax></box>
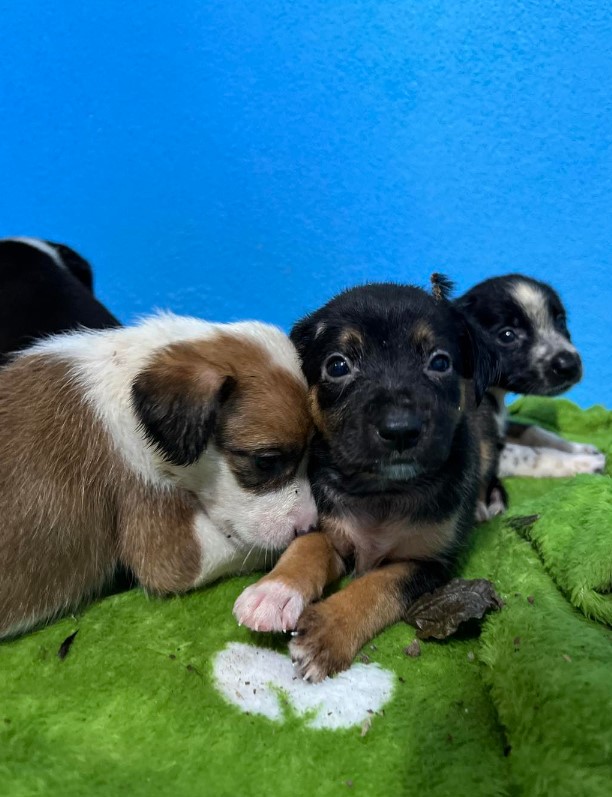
<box><xmin>338</xmin><ymin>327</ymin><xmax>364</xmax><ymax>349</ymax></box>
<box><xmin>410</xmin><ymin>319</ymin><xmax>435</xmax><ymax>349</ymax></box>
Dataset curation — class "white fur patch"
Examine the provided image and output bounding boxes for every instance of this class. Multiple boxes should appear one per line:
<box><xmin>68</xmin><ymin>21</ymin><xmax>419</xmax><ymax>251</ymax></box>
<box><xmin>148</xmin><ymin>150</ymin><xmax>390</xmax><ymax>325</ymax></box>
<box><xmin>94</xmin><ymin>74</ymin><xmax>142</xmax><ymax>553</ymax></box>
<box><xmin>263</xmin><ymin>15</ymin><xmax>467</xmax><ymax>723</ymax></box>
<box><xmin>213</xmin><ymin>642</ymin><xmax>395</xmax><ymax>730</ymax></box>
<box><xmin>499</xmin><ymin>443</ymin><xmax>606</xmax><ymax>478</ymax></box>
<box><xmin>3</xmin><ymin>237</ymin><xmax>65</xmax><ymax>269</ymax></box>
<box><xmin>511</xmin><ymin>281</ymin><xmax>550</xmax><ymax>329</ymax></box>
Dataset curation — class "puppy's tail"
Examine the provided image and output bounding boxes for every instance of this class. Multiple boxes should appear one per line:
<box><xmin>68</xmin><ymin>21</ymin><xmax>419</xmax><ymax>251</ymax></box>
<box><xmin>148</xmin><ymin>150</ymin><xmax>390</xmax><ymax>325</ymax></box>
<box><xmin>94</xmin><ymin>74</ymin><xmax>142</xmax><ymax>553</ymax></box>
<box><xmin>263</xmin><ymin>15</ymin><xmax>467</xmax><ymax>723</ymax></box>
<box><xmin>430</xmin><ymin>273</ymin><xmax>455</xmax><ymax>302</ymax></box>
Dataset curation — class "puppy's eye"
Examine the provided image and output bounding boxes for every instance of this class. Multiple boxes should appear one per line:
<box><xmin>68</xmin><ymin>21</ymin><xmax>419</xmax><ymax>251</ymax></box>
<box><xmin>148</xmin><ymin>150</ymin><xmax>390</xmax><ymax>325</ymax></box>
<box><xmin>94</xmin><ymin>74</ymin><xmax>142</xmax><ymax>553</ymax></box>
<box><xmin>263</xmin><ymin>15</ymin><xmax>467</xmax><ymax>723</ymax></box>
<box><xmin>426</xmin><ymin>351</ymin><xmax>452</xmax><ymax>373</ymax></box>
<box><xmin>498</xmin><ymin>328</ymin><xmax>518</xmax><ymax>345</ymax></box>
<box><xmin>252</xmin><ymin>452</ymin><xmax>285</xmax><ymax>475</ymax></box>
<box><xmin>553</xmin><ymin>313</ymin><xmax>567</xmax><ymax>331</ymax></box>
<box><xmin>324</xmin><ymin>353</ymin><xmax>353</xmax><ymax>380</ymax></box>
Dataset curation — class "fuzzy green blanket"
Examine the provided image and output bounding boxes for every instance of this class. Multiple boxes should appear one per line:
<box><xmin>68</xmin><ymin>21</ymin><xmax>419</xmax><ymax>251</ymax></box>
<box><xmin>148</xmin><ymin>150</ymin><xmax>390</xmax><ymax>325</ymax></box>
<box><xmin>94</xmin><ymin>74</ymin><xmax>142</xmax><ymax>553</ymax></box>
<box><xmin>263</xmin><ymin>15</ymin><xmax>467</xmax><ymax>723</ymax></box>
<box><xmin>1</xmin><ymin>398</ymin><xmax>611</xmax><ymax>797</ymax></box>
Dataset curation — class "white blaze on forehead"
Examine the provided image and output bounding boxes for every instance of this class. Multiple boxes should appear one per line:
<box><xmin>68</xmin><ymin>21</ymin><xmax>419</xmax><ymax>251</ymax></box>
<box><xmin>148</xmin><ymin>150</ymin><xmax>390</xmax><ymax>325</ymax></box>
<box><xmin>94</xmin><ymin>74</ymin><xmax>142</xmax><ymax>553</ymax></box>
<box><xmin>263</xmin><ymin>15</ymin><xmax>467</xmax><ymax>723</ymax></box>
<box><xmin>213</xmin><ymin>642</ymin><xmax>395</xmax><ymax>730</ymax></box>
<box><xmin>511</xmin><ymin>280</ymin><xmax>577</xmax><ymax>357</ymax></box>
<box><xmin>2</xmin><ymin>237</ymin><xmax>66</xmax><ymax>269</ymax></box>
<box><xmin>511</xmin><ymin>281</ymin><xmax>551</xmax><ymax>329</ymax></box>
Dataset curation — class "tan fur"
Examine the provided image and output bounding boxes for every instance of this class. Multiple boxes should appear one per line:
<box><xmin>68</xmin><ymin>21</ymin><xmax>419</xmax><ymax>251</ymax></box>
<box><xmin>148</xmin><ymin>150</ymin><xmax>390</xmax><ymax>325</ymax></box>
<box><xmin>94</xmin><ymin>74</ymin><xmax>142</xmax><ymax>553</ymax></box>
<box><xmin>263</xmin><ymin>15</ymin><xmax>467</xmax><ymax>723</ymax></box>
<box><xmin>141</xmin><ymin>335</ymin><xmax>311</xmax><ymax>449</ymax></box>
<box><xmin>0</xmin><ymin>356</ymin><xmax>125</xmax><ymax>636</ymax></box>
<box><xmin>308</xmin><ymin>385</ymin><xmax>332</xmax><ymax>440</ymax></box>
<box><xmin>290</xmin><ymin>562</ymin><xmax>415</xmax><ymax>680</ymax></box>
<box><xmin>411</xmin><ymin>319</ymin><xmax>435</xmax><ymax>350</ymax></box>
<box><xmin>338</xmin><ymin>327</ymin><xmax>364</xmax><ymax>349</ymax></box>
<box><xmin>256</xmin><ymin>531</ymin><xmax>345</xmax><ymax>605</ymax></box>
<box><xmin>324</xmin><ymin>513</ymin><xmax>459</xmax><ymax>574</ymax></box>
<box><xmin>118</xmin><ymin>483</ymin><xmax>203</xmax><ymax>594</ymax></box>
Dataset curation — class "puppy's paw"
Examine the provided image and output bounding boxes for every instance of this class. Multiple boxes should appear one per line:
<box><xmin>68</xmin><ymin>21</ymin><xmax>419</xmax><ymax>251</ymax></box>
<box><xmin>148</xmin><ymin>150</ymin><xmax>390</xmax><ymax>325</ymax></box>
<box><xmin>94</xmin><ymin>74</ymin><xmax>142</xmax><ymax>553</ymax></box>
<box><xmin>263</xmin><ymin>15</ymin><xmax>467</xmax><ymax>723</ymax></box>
<box><xmin>289</xmin><ymin>603</ymin><xmax>355</xmax><ymax>683</ymax></box>
<box><xmin>562</xmin><ymin>451</ymin><xmax>606</xmax><ymax>476</ymax></box>
<box><xmin>476</xmin><ymin>487</ymin><xmax>507</xmax><ymax>523</ymax></box>
<box><xmin>567</xmin><ymin>441</ymin><xmax>603</xmax><ymax>456</ymax></box>
<box><xmin>233</xmin><ymin>580</ymin><xmax>305</xmax><ymax>633</ymax></box>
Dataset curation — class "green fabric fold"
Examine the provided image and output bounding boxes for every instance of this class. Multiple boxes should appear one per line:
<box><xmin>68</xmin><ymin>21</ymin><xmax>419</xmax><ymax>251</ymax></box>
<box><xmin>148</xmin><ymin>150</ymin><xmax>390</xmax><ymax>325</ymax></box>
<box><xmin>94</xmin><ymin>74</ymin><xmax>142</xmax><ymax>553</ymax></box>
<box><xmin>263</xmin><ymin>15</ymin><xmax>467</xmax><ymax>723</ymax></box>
<box><xmin>505</xmin><ymin>477</ymin><xmax>612</xmax><ymax>626</ymax></box>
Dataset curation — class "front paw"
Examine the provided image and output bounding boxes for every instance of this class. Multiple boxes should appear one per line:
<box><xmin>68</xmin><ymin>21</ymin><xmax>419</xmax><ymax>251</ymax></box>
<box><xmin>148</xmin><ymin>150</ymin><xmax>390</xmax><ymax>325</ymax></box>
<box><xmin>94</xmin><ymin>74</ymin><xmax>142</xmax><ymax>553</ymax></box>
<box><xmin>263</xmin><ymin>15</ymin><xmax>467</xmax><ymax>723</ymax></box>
<box><xmin>564</xmin><ymin>451</ymin><xmax>606</xmax><ymax>475</ymax></box>
<box><xmin>568</xmin><ymin>442</ymin><xmax>603</xmax><ymax>456</ymax></box>
<box><xmin>233</xmin><ymin>579</ymin><xmax>305</xmax><ymax>633</ymax></box>
<box><xmin>476</xmin><ymin>487</ymin><xmax>507</xmax><ymax>523</ymax></box>
<box><xmin>289</xmin><ymin>603</ymin><xmax>355</xmax><ymax>683</ymax></box>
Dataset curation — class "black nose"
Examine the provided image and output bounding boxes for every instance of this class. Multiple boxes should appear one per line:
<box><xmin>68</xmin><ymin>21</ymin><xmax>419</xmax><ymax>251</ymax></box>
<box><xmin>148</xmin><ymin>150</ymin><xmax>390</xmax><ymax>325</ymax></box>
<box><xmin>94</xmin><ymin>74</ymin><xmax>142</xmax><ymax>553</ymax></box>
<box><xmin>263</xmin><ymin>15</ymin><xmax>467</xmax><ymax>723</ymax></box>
<box><xmin>377</xmin><ymin>410</ymin><xmax>423</xmax><ymax>451</ymax></box>
<box><xmin>550</xmin><ymin>352</ymin><xmax>582</xmax><ymax>383</ymax></box>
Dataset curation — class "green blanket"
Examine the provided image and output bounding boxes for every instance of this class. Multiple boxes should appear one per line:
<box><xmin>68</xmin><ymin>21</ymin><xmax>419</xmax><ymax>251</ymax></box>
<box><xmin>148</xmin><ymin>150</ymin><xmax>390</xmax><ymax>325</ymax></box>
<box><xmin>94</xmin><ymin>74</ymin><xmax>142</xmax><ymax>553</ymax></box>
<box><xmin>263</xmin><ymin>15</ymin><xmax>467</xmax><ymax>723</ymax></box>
<box><xmin>1</xmin><ymin>398</ymin><xmax>611</xmax><ymax>797</ymax></box>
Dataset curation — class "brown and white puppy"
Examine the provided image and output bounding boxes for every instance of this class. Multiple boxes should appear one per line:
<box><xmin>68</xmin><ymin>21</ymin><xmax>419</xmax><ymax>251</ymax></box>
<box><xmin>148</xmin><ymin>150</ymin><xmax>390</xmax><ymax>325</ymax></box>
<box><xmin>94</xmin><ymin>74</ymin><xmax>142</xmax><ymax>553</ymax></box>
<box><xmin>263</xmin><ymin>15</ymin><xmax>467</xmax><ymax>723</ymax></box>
<box><xmin>0</xmin><ymin>314</ymin><xmax>317</xmax><ymax>639</ymax></box>
<box><xmin>455</xmin><ymin>275</ymin><xmax>605</xmax><ymax>519</ymax></box>
<box><xmin>234</xmin><ymin>284</ymin><xmax>498</xmax><ymax>681</ymax></box>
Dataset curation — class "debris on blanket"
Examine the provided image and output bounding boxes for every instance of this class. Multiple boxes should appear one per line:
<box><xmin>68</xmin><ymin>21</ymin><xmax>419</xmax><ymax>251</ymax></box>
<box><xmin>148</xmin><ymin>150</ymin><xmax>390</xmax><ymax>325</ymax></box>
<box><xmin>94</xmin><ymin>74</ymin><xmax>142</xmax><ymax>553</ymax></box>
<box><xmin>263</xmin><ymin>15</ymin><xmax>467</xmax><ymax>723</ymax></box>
<box><xmin>506</xmin><ymin>514</ymin><xmax>541</xmax><ymax>531</ymax></box>
<box><xmin>404</xmin><ymin>640</ymin><xmax>421</xmax><ymax>658</ymax></box>
<box><xmin>404</xmin><ymin>579</ymin><xmax>503</xmax><ymax>640</ymax></box>
<box><xmin>57</xmin><ymin>630</ymin><xmax>78</xmax><ymax>660</ymax></box>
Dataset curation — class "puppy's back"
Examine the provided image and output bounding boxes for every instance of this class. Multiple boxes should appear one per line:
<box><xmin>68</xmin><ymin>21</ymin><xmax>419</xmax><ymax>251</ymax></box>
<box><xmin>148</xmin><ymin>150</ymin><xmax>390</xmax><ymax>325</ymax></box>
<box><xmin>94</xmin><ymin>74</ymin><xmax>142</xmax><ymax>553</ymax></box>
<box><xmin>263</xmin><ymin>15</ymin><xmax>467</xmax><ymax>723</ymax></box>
<box><xmin>0</xmin><ymin>352</ymin><xmax>122</xmax><ymax>638</ymax></box>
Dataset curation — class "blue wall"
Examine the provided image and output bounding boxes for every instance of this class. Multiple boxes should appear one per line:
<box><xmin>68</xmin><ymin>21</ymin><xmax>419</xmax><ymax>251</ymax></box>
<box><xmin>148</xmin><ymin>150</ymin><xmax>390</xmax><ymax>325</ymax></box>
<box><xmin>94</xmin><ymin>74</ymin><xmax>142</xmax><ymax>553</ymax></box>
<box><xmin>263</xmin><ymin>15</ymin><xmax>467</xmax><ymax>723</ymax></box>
<box><xmin>1</xmin><ymin>1</ymin><xmax>610</xmax><ymax>406</ymax></box>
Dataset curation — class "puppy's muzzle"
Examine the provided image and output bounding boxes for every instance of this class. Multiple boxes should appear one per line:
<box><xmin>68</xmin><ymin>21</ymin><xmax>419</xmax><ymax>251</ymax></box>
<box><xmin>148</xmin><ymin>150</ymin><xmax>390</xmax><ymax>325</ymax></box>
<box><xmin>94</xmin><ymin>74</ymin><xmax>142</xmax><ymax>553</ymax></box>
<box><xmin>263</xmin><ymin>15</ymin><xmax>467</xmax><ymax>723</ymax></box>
<box><xmin>549</xmin><ymin>351</ymin><xmax>582</xmax><ymax>385</ymax></box>
<box><xmin>376</xmin><ymin>408</ymin><xmax>423</xmax><ymax>453</ymax></box>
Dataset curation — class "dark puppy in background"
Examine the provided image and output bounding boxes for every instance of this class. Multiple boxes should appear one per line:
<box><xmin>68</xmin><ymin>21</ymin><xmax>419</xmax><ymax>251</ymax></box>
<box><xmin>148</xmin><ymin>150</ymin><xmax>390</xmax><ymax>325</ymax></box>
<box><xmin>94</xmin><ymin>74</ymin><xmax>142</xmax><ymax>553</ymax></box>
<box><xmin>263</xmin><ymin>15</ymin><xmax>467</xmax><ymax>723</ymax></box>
<box><xmin>456</xmin><ymin>275</ymin><xmax>605</xmax><ymax>517</ymax></box>
<box><xmin>234</xmin><ymin>282</ymin><xmax>498</xmax><ymax>681</ymax></box>
<box><xmin>0</xmin><ymin>237</ymin><xmax>119</xmax><ymax>363</ymax></box>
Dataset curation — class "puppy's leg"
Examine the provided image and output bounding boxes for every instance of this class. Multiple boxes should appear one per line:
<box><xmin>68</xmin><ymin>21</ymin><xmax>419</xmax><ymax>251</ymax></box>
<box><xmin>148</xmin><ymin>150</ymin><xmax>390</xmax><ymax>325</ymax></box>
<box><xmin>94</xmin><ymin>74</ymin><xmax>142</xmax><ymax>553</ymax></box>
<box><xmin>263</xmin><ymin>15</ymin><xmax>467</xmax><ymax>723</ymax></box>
<box><xmin>499</xmin><ymin>443</ymin><xmax>606</xmax><ymax>479</ymax></box>
<box><xmin>507</xmin><ymin>421</ymin><xmax>603</xmax><ymax>456</ymax></box>
<box><xmin>233</xmin><ymin>532</ymin><xmax>345</xmax><ymax>633</ymax></box>
<box><xmin>289</xmin><ymin>560</ymin><xmax>446</xmax><ymax>682</ymax></box>
<box><xmin>476</xmin><ymin>476</ymin><xmax>508</xmax><ymax>522</ymax></box>
<box><xmin>119</xmin><ymin>487</ymin><xmax>225</xmax><ymax>594</ymax></box>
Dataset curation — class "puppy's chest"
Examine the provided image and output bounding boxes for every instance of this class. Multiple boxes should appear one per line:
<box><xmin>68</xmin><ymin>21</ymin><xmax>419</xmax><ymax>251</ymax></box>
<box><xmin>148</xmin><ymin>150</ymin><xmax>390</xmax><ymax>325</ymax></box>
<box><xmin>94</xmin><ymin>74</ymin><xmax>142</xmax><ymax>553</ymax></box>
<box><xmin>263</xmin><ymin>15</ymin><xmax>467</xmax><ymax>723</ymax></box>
<box><xmin>326</xmin><ymin>513</ymin><xmax>458</xmax><ymax>575</ymax></box>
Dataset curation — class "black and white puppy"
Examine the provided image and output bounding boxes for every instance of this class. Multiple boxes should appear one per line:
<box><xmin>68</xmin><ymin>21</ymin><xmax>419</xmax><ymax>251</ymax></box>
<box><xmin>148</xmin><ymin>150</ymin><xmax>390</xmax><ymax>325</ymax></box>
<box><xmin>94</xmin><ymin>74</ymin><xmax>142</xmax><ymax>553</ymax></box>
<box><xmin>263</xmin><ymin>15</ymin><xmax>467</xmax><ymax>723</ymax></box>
<box><xmin>234</xmin><ymin>283</ymin><xmax>499</xmax><ymax>681</ymax></box>
<box><xmin>0</xmin><ymin>237</ymin><xmax>119</xmax><ymax>363</ymax></box>
<box><xmin>456</xmin><ymin>275</ymin><xmax>605</xmax><ymax>516</ymax></box>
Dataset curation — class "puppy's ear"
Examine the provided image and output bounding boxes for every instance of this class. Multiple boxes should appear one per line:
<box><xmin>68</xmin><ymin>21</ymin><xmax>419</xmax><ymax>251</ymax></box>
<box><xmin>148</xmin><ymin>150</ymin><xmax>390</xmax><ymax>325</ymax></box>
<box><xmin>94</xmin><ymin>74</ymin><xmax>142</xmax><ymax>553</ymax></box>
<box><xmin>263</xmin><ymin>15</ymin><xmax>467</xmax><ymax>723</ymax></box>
<box><xmin>290</xmin><ymin>311</ymin><xmax>324</xmax><ymax>383</ymax></box>
<box><xmin>46</xmin><ymin>240</ymin><xmax>94</xmax><ymax>292</ymax></box>
<box><xmin>452</xmin><ymin>309</ymin><xmax>500</xmax><ymax>405</ymax></box>
<box><xmin>132</xmin><ymin>345</ymin><xmax>235</xmax><ymax>466</ymax></box>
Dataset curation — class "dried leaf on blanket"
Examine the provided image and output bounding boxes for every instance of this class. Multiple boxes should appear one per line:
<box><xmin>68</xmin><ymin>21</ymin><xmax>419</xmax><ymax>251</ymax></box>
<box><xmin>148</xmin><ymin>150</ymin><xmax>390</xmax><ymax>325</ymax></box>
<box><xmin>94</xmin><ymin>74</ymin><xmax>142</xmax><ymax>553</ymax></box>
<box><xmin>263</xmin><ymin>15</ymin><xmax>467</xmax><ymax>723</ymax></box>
<box><xmin>404</xmin><ymin>579</ymin><xmax>503</xmax><ymax>640</ymax></box>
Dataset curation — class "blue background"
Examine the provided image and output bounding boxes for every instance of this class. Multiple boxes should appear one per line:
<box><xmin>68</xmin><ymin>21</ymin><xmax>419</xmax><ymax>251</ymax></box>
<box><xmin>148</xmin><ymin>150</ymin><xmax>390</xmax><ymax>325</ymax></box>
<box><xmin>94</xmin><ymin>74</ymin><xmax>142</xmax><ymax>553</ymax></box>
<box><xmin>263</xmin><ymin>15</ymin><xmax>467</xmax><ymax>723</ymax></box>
<box><xmin>1</xmin><ymin>1</ymin><xmax>610</xmax><ymax>406</ymax></box>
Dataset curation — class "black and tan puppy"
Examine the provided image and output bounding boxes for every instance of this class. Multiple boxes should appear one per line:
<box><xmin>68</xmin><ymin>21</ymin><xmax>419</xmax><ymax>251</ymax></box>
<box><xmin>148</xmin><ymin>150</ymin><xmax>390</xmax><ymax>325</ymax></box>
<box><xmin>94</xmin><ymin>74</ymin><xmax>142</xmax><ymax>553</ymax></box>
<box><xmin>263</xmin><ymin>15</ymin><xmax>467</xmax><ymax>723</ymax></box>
<box><xmin>234</xmin><ymin>283</ymin><xmax>498</xmax><ymax>681</ymax></box>
<box><xmin>456</xmin><ymin>275</ymin><xmax>605</xmax><ymax>517</ymax></box>
<box><xmin>0</xmin><ymin>237</ymin><xmax>119</xmax><ymax>364</ymax></box>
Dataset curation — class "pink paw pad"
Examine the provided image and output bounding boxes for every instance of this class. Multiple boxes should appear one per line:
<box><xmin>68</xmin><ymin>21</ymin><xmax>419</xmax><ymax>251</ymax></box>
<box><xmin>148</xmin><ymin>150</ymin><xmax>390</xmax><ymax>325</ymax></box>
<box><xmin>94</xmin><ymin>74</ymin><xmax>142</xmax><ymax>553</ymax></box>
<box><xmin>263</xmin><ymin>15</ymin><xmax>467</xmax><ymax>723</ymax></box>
<box><xmin>233</xmin><ymin>580</ymin><xmax>305</xmax><ymax>633</ymax></box>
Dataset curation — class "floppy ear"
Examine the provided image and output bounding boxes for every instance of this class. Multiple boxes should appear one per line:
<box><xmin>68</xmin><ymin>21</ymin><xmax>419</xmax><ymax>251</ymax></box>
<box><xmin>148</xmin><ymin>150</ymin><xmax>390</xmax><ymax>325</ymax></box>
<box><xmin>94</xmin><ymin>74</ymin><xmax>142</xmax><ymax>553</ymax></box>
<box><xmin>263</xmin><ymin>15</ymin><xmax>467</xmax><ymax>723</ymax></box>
<box><xmin>452</xmin><ymin>308</ymin><xmax>500</xmax><ymax>405</ymax></box>
<box><xmin>46</xmin><ymin>240</ymin><xmax>95</xmax><ymax>292</ymax></box>
<box><xmin>132</xmin><ymin>346</ymin><xmax>235</xmax><ymax>467</ymax></box>
<box><xmin>290</xmin><ymin>311</ymin><xmax>325</xmax><ymax>384</ymax></box>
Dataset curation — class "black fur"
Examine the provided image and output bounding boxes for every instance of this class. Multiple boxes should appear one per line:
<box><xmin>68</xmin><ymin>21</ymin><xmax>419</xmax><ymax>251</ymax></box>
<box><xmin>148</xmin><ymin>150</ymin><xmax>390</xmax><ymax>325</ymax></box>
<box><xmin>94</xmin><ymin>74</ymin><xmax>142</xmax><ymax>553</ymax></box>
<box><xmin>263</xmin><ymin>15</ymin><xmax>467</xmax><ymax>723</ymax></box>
<box><xmin>455</xmin><ymin>273</ymin><xmax>580</xmax><ymax>396</ymax></box>
<box><xmin>455</xmin><ymin>273</ymin><xmax>583</xmax><ymax>512</ymax></box>
<box><xmin>0</xmin><ymin>239</ymin><xmax>119</xmax><ymax>364</ymax></box>
<box><xmin>291</xmin><ymin>283</ymin><xmax>499</xmax><ymax>608</ymax></box>
<box><xmin>132</xmin><ymin>372</ymin><xmax>236</xmax><ymax>468</ymax></box>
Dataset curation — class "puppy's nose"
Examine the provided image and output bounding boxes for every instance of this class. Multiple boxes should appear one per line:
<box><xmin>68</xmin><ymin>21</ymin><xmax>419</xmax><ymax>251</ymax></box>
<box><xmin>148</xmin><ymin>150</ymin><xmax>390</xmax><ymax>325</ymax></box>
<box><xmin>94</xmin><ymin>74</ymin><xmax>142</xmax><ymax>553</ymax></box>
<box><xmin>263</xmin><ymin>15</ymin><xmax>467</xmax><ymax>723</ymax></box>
<box><xmin>550</xmin><ymin>351</ymin><xmax>582</xmax><ymax>382</ymax></box>
<box><xmin>377</xmin><ymin>410</ymin><xmax>423</xmax><ymax>451</ymax></box>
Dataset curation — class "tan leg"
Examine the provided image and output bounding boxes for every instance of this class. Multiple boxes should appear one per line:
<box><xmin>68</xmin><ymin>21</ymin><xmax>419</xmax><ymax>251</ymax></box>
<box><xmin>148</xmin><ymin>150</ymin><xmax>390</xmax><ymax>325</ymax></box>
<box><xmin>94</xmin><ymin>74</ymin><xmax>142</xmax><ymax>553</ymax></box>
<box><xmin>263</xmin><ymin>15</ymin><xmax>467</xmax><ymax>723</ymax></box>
<box><xmin>233</xmin><ymin>531</ymin><xmax>346</xmax><ymax>632</ymax></box>
<box><xmin>118</xmin><ymin>485</ymin><xmax>203</xmax><ymax>594</ymax></box>
<box><xmin>289</xmin><ymin>561</ymin><xmax>416</xmax><ymax>682</ymax></box>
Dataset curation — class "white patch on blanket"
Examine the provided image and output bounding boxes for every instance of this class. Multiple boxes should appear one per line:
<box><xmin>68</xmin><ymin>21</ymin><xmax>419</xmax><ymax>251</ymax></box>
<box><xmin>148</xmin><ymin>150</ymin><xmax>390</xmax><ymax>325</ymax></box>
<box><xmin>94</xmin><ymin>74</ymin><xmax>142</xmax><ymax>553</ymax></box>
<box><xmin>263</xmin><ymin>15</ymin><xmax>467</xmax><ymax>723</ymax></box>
<box><xmin>213</xmin><ymin>642</ymin><xmax>394</xmax><ymax>730</ymax></box>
